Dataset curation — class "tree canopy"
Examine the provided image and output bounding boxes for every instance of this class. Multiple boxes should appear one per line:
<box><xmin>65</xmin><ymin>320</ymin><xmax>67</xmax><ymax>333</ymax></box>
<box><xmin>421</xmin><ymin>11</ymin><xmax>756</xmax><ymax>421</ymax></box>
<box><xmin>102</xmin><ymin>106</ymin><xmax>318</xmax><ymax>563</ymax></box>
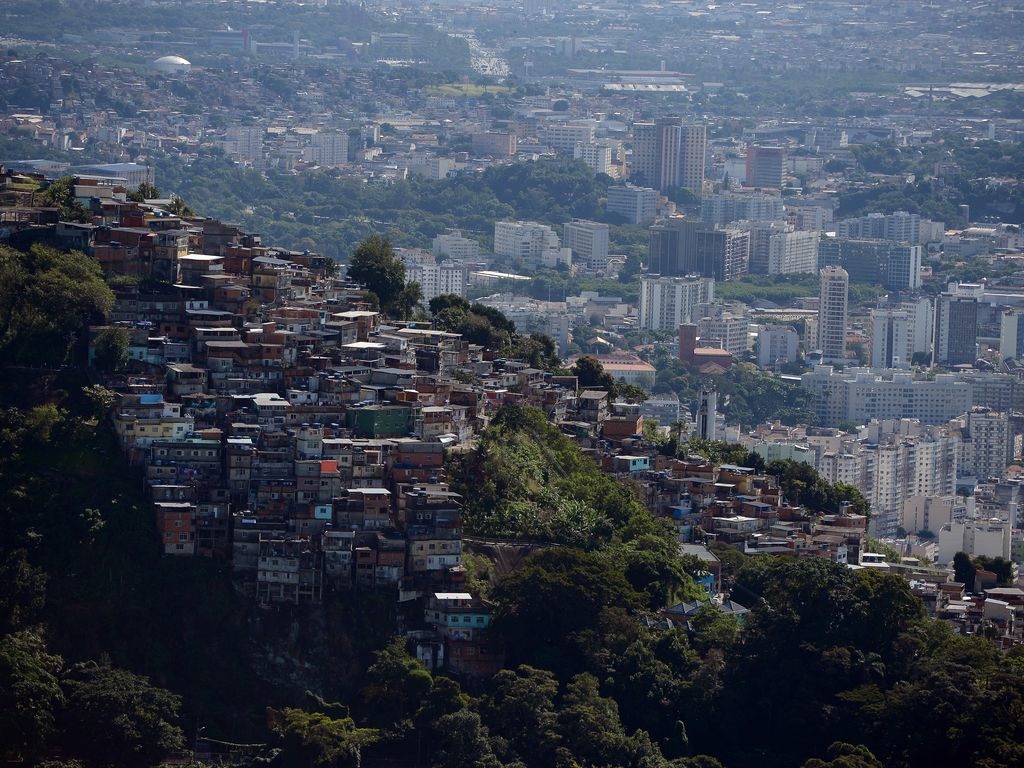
<box><xmin>0</xmin><ymin>244</ymin><xmax>114</xmax><ymax>367</ymax></box>
<box><xmin>346</xmin><ymin>235</ymin><xmax>409</xmax><ymax>316</ymax></box>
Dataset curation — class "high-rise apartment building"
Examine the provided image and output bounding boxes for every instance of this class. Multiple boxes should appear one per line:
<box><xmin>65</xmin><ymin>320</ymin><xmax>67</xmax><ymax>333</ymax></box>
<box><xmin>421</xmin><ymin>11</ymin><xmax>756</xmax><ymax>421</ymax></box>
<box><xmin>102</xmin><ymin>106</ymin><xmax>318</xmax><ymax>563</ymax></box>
<box><xmin>746</xmin><ymin>220</ymin><xmax>784</xmax><ymax>275</ymax></box>
<box><xmin>934</xmin><ymin>290</ymin><xmax>979</xmax><ymax>366</ymax></box>
<box><xmin>574</xmin><ymin>142</ymin><xmax>614</xmax><ymax>175</ymax></box>
<box><xmin>639</xmin><ymin>275</ymin><xmax>715</xmax><ymax>331</ymax></box>
<box><xmin>766</xmin><ymin>228</ymin><xmax>820</xmax><ymax>275</ymax></box>
<box><xmin>788</xmin><ymin>203</ymin><xmax>832</xmax><ymax>232</ymax></box>
<box><xmin>956</xmin><ymin>407</ymin><xmax>1013</xmax><ymax>482</ymax></box>
<box><xmin>869</xmin><ymin>300</ymin><xmax>933</xmax><ymax>369</ymax></box>
<box><xmin>697</xmin><ymin>389</ymin><xmax>718</xmax><ymax>440</ymax></box>
<box><xmin>901</xmin><ymin>496</ymin><xmax>966</xmax><ymax>536</ymax></box>
<box><xmin>745</xmin><ymin>145</ymin><xmax>786</xmax><ymax>189</ymax></box>
<box><xmin>837</xmin><ymin>211</ymin><xmax>943</xmax><ymax>245</ymax></box>
<box><xmin>817</xmin><ymin>267</ymin><xmax>848</xmax><ymax>364</ymax></box>
<box><xmin>471</xmin><ymin>132</ymin><xmax>517</xmax><ymax>158</ymax></box>
<box><xmin>817</xmin><ymin>238</ymin><xmax>922</xmax><ymax>291</ymax></box>
<box><xmin>999</xmin><ymin>308</ymin><xmax>1024</xmax><ymax>361</ymax></box>
<box><xmin>224</xmin><ymin>125</ymin><xmax>264</xmax><ymax>163</ymax></box>
<box><xmin>606</xmin><ymin>184</ymin><xmax>659</xmax><ymax>224</ymax></box>
<box><xmin>562</xmin><ymin>219</ymin><xmax>610</xmax><ymax>272</ymax></box>
<box><xmin>701</xmin><ymin>191</ymin><xmax>785</xmax><ymax>227</ymax></box>
<box><xmin>309</xmin><ymin>132</ymin><xmax>349</xmax><ymax>167</ymax></box>
<box><xmin>648</xmin><ymin>219</ymin><xmax>749</xmax><ymax>281</ymax></box>
<box><xmin>677</xmin><ymin>122</ymin><xmax>707</xmax><ymax>196</ymax></box>
<box><xmin>801</xmin><ymin>367</ymin><xmax>973</xmax><ymax>427</ymax></box>
<box><xmin>403</xmin><ymin>261</ymin><xmax>469</xmax><ymax>302</ymax></box>
<box><xmin>632</xmin><ymin>118</ymin><xmax>705</xmax><ymax>194</ymax></box>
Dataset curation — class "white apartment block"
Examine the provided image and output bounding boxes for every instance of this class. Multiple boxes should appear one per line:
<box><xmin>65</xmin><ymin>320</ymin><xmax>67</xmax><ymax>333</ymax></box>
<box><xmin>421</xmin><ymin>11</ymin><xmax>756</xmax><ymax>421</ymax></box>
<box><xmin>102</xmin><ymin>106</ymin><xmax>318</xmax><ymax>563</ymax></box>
<box><xmin>999</xmin><ymin>308</ymin><xmax>1024</xmax><ymax>361</ymax></box>
<box><xmin>639</xmin><ymin>276</ymin><xmax>715</xmax><ymax>331</ymax></box>
<box><xmin>698</xmin><ymin>308</ymin><xmax>749</xmax><ymax>356</ymax></box>
<box><xmin>224</xmin><ymin>125</ymin><xmax>265</xmax><ymax>162</ymax></box>
<box><xmin>701</xmin><ymin>192</ymin><xmax>785</xmax><ymax>227</ymax></box>
<box><xmin>406</xmin><ymin>155</ymin><xmax>455</xmax><ymax>180</ymax></box>
<box><xmin>901</xmin><ymin>496</ymin><xmax>967</xmax><ymax>536</ymax></box>
<box><xmin>869</xmin><ymin>302</ymin><xmax>929</xmax><ymax>370</ymax></box>
<box><xmin>870</xmin><ymin>308</ymin><xmax>915</xmax><ymax>369</ymax></box>
<box><xmin>766</xmin><ymin>229</ymin><xmax>820</xmax><ymax>275</ymax></box>
<box><xmin>870</xmin><ymin>298</ymin><xmax>933</xmax><ymax>369</ymax></box>
<box><xmin>404</xmin><ymin>261</ymin><xmax>469</xmax><ymax>303</ymax></box>
<box><xmin>494</xmin><ymin>221</ymin><xmax>564</xmax><ymax>267</ymax></box>
<box><xmin>954</xmin><ymin>407</ymin><xmax>1014</xmax><ymax>482</ymax></box>
<box><xmin>309</xmin><ymin>132</ymin><xmax>349</xmax><ymax>167</ymax></box>
<box><xmin>955</xmin><ymin>370</ymin><xmax>1024</xmax><ymax>414</ymax></box>
<box><xmin>574</xmin><ymin>142</ymin><xmax>614</xmax><ymax>175</ymax></box>
<box><xmin>837</xmin><ymin>211</ymin><xmax>943</xmax><ymax>245</ymax></box>
<box><xmin>789</xmin><ymin>204</ymin><xmax>832</xmax><ymax>232</ymax></box>
<box><xmin>606</xmin><ymin>184</ymin><xmax>659</xmax><ymax>224</ymax></box>
<box><xmin>801</xmin><ymin>367</ymin><xmax>974</xmax><ymax>427</ymax></box>
<box><xmin>756</xmin><ymin>325</ymin><xmax>799</xmax><ymax>368</ymax></box>
<box><xmin>432</xmin><ymin>230</ymin><xmax>481</xmax><ymax>261</ymax></box>
<box><xmin>543</xmin><ymin>120</ymin><xmax>597</xmax><ymax>152</ymax></box>
<box><xmin>937</xmin><ymin>518</ymin><xmax>1011</xmax><ymax>566</ymax></box>
<box><xmin>816</xmin><ymin>419</ymin><xmax>959</xmax><ymax>537</ymax></box>
<box><xmin>817</xmin><ymin>266</ymin><xmax>848</xmax><ymax>364</ymax></box>
<box><xmin>562</xmin><ymin>219</ymin><xmax>610</xmax><ymax>272</ymax></box>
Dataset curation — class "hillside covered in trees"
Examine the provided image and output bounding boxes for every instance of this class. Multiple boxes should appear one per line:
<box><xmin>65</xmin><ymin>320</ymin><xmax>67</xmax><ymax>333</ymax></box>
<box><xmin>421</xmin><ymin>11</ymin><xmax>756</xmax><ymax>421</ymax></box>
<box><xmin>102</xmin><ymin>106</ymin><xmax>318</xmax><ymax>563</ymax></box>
<box><xmin>154</xmin><ymin>152</ymin><xmax>630</xmax><ymax>263</ymax></box>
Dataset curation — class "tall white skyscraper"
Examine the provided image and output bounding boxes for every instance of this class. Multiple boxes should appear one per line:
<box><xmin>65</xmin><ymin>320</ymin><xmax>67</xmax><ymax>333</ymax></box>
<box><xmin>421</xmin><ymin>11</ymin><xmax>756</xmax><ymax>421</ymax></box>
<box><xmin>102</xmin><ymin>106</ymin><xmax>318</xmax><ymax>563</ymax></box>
<box><xmin>574</xmin><ymin>142</ymin><xmax>614</xmax><ymax>175</ymax></box>
<box><xmin>818</xmin><ymin>266</ymin><xmax>849</xmax><ymax>364</ymax></box>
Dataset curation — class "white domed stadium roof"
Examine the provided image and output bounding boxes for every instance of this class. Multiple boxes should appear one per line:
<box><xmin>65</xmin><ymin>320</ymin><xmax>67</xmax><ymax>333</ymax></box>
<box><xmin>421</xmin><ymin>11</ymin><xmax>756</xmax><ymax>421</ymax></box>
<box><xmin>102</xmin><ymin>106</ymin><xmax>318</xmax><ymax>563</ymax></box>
<box><xmin>152</xmin><ymin>55</ymin><xmax>192</xmax><ymax>74</ymax></box>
